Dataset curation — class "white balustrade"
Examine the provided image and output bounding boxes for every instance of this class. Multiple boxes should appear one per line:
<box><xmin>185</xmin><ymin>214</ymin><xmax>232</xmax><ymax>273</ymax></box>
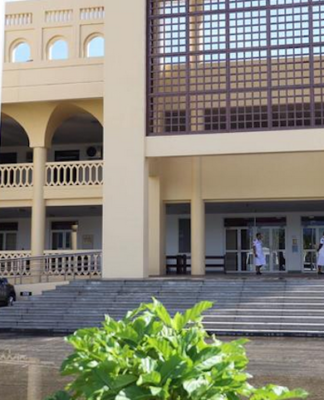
<box><xmin>45</xmin><ymin>160</ymin><xmax>103</xmax><ymax>187</ymax></box>
<box><xmin>80</xmin><ymin>7</ymin><xmax>105</xmax><ymax>20</ymax></box>
<box><xmin>0</xmin><ymin>251</ymin><xmax>32</xmax><ymax>277</ymax></box>
<box><xmin>45</xmin><ymin>9</ymin><xmax>73</xmax><ymax>23</ymax></box>
<box><xmin>0</xmin><ymin>251</ymin><xmax>101</xmax><ymax>281</ymax></box>
<box><xmin>43</xmin><ymin>251</ymin><xmax>102</xmax><ymax>277</ymax></box>
<box><xmin>0</xmin><ymin>164</ymin><xmax>33</xmax><ymax>188</ymax></box>
<box><xmin>5</xmin><ymin>13</ymin><xmax>33</xmax><ymax>26</ymax></box>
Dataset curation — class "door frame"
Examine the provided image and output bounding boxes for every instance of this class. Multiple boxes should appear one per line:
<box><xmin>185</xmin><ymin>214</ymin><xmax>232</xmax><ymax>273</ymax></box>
<box><xmin>224</xmin><ymin>220</ymin><xmax>287</xmax><ymax>273</ymax></box>
<box><xmin>302</xmin><ymin>225</ymin><xmax>324</xmax><ymax>273</ymax></box>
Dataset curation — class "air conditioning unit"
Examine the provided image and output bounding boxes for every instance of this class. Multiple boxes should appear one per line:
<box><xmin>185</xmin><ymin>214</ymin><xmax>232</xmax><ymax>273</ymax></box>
<box><xmin>86</xmin><ymin>146</ymin><xmax>103</xmax><ymax>160</ymax></box>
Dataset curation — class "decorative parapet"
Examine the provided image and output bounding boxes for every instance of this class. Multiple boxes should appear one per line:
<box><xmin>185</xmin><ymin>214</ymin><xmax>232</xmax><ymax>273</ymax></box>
<box><xmin>45</xmin><ymin>160</ymin><xmax>103</xmax><ymax>187</ymax></box>
<box><xmin>45</xmin><ymin>9</ymin><xmax>73</xmax><ymax>23</ymax></box>
<box><xmin>4</xmin><ymin>1</ymin><xmax>105</xmax><ymax>65</ymax></box>
<box><xmin>5</xmin><ymin>13</ymin><xmax>33</xmax><ymax>26</ymax></box>
<box><xmin>0</xmin><ymin>164</ymin><xmax>33</xmax><ymax>188</ymax></box>
<box><xmin>80</xmin><ymin>7</ymin><xmax>105</xmax><ymax>21</ymax></box>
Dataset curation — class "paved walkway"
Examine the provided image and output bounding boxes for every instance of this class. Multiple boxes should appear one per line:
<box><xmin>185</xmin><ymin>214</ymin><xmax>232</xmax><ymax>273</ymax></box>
<box><xmin>0</xmin><ymin>334</ymin><xmax>323</xmax><ymax>400</ymax></box>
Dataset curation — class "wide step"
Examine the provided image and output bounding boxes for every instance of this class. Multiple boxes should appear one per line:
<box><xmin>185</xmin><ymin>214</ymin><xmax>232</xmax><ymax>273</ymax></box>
<box><xmin>1</xmin><ymin>278</ymin><xmax>324</xmax><ymax>337</ymax></box>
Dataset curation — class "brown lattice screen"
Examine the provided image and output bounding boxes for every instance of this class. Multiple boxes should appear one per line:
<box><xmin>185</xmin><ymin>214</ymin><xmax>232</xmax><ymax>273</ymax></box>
<box><xmin>147</xmin><ymin>0</ymin><xmax>324</xmax><ymax>135</ymax></box>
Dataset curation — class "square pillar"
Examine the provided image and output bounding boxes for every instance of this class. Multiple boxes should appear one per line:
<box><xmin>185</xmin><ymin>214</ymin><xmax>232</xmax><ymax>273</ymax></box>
<box><xmin>149</xmin><ymin>176</ymin><xmax>165</xmax><ymax>276</ymax></box>
<box><xmin>31</xmin><ymin>147</ymin><xmax>46</xmax><ymax>257</ymax></box>
<box><xmin>286</xmin><ymin>214</ymin><xmax>302</xmax><ymax>272</ymax></box>
<box><xmin>103</xmin><ymin>0</ymin><xmax>148</xmax><ymax>278</ymax></box>
<box><xmin>191</xmin><ymin>157</ymin><xmax>205</xmax><ymax>276</ymax></box>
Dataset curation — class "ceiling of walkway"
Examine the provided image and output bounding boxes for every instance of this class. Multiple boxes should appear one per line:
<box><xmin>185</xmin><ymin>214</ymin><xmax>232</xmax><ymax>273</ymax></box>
<box><xmin>53</xmin><ymin>113</ymin><xmax>103</xmax><ymax>145</ymax></box>
<box><xmin>0</xmin><ymin>205</ymin><xmax>102</xmax><ymax>219</ymax></box>
<box><xmin>0</xmin><ymin>113</ymin><xmax>103</xmax><ymax>148</ymax></box>
<box><xmin>0</xmin><ymin>117</ymin><xmax>29</xmax><ymax>147</ymax></box>
<box><xmin>167</xmin><ymin>201</ymin><xmax>324</xmax><ymax>215</ymax></box>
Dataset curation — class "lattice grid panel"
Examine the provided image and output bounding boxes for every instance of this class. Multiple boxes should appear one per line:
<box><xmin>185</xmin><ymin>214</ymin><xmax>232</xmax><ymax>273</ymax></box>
<box><xmin>147</xmin><ymin>0</ymin><xmax>324</xmax><ymax>135</ymax></box>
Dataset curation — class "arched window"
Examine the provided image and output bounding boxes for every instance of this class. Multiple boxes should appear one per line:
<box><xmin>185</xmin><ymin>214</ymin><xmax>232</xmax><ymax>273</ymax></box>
<box><xmin>48</xmin><ymin>39</ymin><xmax>69</xmax><ymax>60</ymax></box>
<box><xmin>86</xmin><ymin>36</ymin><xmax>104</xmax><ymax>58</ymax></box>
<box><xmin>11</xmin><ymin>42</ymin><xmax>31</xmax><ymax>63</ymax></box>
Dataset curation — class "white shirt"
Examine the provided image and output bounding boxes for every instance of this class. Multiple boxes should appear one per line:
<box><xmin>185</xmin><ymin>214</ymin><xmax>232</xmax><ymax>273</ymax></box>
<box><xmin>253</xmin><ymin>238</ymin><xmax>265</xmax><ymax>266</ymax></box>
<box><xmin>319</xmin><ymin>237</ymin><xmax>324</xmax><ymax>255</ymax></box>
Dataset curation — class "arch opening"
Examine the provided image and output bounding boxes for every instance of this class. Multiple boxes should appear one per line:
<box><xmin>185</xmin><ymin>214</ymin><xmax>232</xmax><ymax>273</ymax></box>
<box><xmin>0</xmin><ymin>115</ymin><xmax>31</xmax><ymax>164</ymax></box>
<box><xmin>11</xmin><ymin>42</ymin><xmax>31</xmax><ymax>63</ymax></box>
<box><xmin>49</xmin><ymin>112</ymin><xmax>103</xmax><ymax>163</ymax></box>
<box><xmin>48</xmin><ymin>39</ymin><xmax>69</xmax><ymax>60</ymax></box>
<box><xmin>86</xmin><ymin>36</ymin><xmax>105</xmax><ymax>58</ymax></box>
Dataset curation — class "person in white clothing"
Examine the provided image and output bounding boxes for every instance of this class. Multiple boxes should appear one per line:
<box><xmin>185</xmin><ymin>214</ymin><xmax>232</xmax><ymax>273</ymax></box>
<box><xmin>253</xmin><ymin>233</ymin><xmax>265</xmax><ymax>275</ymax></box>
<box><xmin>317</xmin><ymin>233</ymin><xmax>324</xmax><ymax>275</ymax></box>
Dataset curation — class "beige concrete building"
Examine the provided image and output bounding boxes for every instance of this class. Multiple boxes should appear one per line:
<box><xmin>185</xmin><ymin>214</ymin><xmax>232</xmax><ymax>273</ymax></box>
<box><xmin>1</xmin><ymin>0</ymin><xmax>324</xmax><ymax>281</ymax></box>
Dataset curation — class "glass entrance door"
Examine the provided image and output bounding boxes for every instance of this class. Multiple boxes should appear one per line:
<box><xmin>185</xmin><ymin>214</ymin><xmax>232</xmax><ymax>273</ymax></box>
<box><xmin>257</xmin><ymin>227</ymin><xmax>286</xmax><ymax>272</ymax></box>
<box><xmin>225</xmin><ymin>228</ymin><xmax>253</xmax><ymax>272</ymax></box>
<box><xmin>303</xmin><ymin>227</ymin><xmax>324</xmax><ymax>271</ymax></box>
<box><xmin>225</xmin><ymin>226</ymin><xmax>286</xmax><ymax>272</ymax></box>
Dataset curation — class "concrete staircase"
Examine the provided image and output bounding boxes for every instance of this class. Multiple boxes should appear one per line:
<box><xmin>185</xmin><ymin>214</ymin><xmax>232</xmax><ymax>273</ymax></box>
<box><xmin>1</xmin><ymin>278</ymin><xmax>324</xmax><ymax>336</ymax></box>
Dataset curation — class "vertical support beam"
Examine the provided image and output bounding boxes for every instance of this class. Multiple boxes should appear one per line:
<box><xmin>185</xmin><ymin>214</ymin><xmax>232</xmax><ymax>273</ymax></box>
<box><xmin>103</xmin><ymin>0</ymin><xmax>148</xmax><ymax>278</ymax></box>
<box><xmin>286</xmin><ymin>214</ymin><xmax>302</xmax><ymax>272</ymax></box>
<box><xmin>71</xmin><ymin>224</ymin><xmax>78</xmax><ymax>251</ymax></box>
<box><xmin>149</xmin><ymin>176</ymin><xmax>165</xmax><ymax>276</ymax></box>
<box><xmin>191</xmin><ymin>157</ymin><xmax>205</xmax><ymax>276</ymax></box>
<box><xmin>31</xmin><ymin>147</ymin><xmax>46</xmax><ymax>257</ymax></box>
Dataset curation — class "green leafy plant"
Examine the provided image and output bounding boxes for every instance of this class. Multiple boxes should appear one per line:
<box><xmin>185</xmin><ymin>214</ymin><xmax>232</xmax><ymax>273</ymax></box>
<box><xmin>47</xmin><ymin>299</ymin><xmax>308</xmax><ymax>400</ymax></box>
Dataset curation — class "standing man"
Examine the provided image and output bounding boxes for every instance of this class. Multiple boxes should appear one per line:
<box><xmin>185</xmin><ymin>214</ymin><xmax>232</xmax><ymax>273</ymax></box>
<box><xmin>253</xmin><ymin>233</ymin><xmax>265</xmax><ymax>275</ymax></box>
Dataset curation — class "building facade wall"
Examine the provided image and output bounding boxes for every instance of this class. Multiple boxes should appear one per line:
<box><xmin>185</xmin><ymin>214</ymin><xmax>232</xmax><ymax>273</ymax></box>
<box><xmin>2</xmin><ymin>0</ymin><xmax>324</xmax><ymax>278</ymax></box>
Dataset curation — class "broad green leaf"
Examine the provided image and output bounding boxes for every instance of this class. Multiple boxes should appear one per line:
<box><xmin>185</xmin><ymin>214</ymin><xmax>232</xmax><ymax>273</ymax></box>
<box><xmin>172</xmin><ymin>312</ymin><xmax>184</xmax><ymax>332</ymax></box>
<box><xmin>181</xmin><ymin>301</ymin><xmax>214</xmax><ymax>329</ymax></box>
<box><xmin>146</xmin><ymin>298</ymin><xmax>173</xmax><ymax>327</ymax></box>
<box><xmin>194</xmin><ymin>347</ymin><xmax>223</xmax><ymax>371</ymax></box>
<box><xmin>137</xmin><ymin>371</ymin><xmax>161</xmax><ymax>386</ymax></box>
<box><xmin>115</xmin><ymin>385</ymin><xmax>153</xmax><ymax>400</ymax></box>
<box><xmin>111</xmin><ymin>375</ymin><xmax>138</xmax><ymax>391</ymax></box>
<box><xmin>251</xmin><ymin>385</ymin><xmax>308</xmax><ymax>400</ymax></box>
<box><xmin>140</xmin><ymin>357</ymin><xmax>158</xmax><ymax>374</ymax></box>
<box><xmin>183</xmin><ymin>376</ymin><xmax>209</xmax><ymax>395</ymax></box>
<box><xmin>146</xmin><ymin>337</ymin><xmax>174</xmax><ymax>359</ymax></box>
<box><xmin>159</xmin><ymin>355</ymin><xmax>187</xmax><ymax>383</ymax></box>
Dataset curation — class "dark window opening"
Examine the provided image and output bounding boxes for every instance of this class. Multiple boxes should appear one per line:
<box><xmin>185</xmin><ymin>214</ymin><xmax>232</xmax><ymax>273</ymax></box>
<box><xmin>179</xmin><ymin>219</ymin><xmax>191</xmax><ymax>253</ymax></box>
<box><xmin>0</xmin><ymin>223</ymin><xmax>18</xmax><ymax>232</ymax></box>
<box><xmin>165</xmin><ymin>110</ymin><xmax>187</xmax><ymax>133</ymax></box>
<box><xmin>205</xmin><ymin>108</ymin><xmax>227</xmax><ymax>131</ymax></box>
<box><xmin>272</xmin><ymin>104</ymin><xmax>311</xmax><ymax>129</ymax></box>
<box><xmin>0</xmin><ymin>153</ymin><xmax>17</xmax><ymax>164</ymax></box>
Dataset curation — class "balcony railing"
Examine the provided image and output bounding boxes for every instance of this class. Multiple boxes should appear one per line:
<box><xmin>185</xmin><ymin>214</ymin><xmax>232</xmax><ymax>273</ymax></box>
<box><xmin>0</xmin><ymin>164</ymin><xmax>33</xmax><ymax>188</ymax></box>
<box><xmin>0</xmin><ymin>251</ymin><xmax>102</xmax><ymax>283</ymax></box>
<box><xmin>0</xmin><ymin>161</ymin><xmax>104</xmax><ymax>190</ymax></box>
<box><xmin>45</xmin><ymin>160</ymin><xmax>103</xmax><ymax>187</ymax></box>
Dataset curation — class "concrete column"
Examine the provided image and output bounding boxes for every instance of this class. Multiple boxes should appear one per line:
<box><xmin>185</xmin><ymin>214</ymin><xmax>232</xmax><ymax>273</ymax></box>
<box><xmin>103</xmin><ymin>0</ymin><xmax>148</xmax><ymax>278</ymax></box>
<box><xmin>71</xmin><ymin>224</ymin><xmax>78</xmax><ymax>251</ymax></box>
<box><xmin>191</xmin><ymin>157</ymin><xmax>205</xmax><ymax>276</ymax></box>
<box><xmin>286</xmin><ymin>214</ymin><xmax>302</xmax><ymax>272</ymax></box>
<box><xmin>31</xmin><ymin>147</ymin><xmax>46</xmax><ymax>257</ymax></box>
<box><xmin>149</xmin><ymin>176</ymin><xmax>165</xmax><ymax>276</ymax></box>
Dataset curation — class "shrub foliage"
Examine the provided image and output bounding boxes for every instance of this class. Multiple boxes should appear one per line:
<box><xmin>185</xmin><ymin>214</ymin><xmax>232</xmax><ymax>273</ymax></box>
<box><xmin>47</xmin><ymin>299</ymin><xmax>308</xmax><ymax>400</ymax></box>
